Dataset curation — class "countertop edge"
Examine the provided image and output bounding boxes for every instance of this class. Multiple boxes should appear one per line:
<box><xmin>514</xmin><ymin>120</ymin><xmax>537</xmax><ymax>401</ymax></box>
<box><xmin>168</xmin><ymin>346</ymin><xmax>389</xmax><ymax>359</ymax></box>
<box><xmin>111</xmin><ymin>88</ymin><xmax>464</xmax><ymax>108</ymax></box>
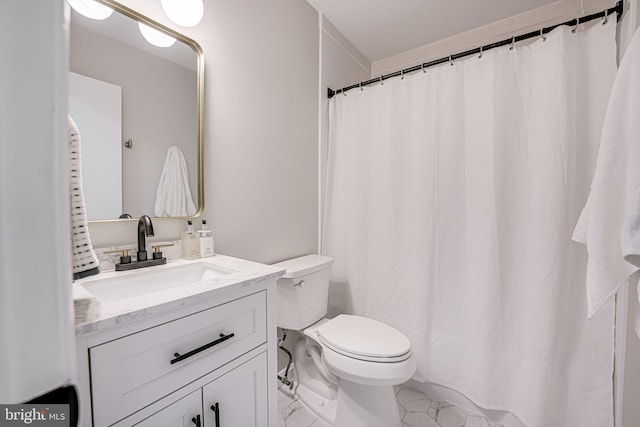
<box><xmin>73</xmin><ymin>255</ymin><xmax>285</xmax><ymax>339</ymax></box>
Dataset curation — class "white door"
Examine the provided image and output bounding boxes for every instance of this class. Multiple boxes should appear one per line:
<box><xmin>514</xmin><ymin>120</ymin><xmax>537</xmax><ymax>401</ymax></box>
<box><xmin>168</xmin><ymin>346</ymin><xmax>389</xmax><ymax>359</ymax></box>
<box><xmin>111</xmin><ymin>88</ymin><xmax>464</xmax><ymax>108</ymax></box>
<box><xmin>135</xmin><ymin>389</ymin><xmax>202</xmax><ymax>427</ymax></box>
<box><xmin>68</xmin><ymin>71</ymin><xmax>123</xmax><ymax>220</ymax></box>
<box><xmin>202</xmin><ymin>352</ymin><xmax>268</xmax><ymax>427</ymax></box>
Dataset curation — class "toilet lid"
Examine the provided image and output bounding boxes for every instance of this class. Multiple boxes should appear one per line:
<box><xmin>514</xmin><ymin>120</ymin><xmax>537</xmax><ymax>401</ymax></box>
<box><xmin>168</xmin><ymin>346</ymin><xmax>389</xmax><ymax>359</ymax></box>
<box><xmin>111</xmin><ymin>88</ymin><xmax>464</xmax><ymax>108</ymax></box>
<box><xmin>316</xmin><ymin>315</ymin><xmax>411</xmax><ymax>361</ymax></box>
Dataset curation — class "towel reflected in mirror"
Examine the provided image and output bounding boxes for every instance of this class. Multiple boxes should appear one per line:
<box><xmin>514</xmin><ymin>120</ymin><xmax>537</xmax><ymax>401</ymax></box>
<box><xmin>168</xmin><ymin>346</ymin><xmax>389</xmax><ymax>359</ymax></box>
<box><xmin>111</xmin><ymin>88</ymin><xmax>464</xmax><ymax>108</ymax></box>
<box><xmin>154</xmin><ymin>145</ymin><xmax>197</xmax><ymax>217</ymax></box>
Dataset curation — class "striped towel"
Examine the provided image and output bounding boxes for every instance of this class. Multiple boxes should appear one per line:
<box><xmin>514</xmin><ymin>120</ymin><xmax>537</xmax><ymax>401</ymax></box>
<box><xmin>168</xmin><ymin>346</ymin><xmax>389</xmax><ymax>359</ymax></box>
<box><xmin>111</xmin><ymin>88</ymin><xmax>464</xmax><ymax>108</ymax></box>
<box><xmin>68</xmin><ymin>115</ymin><xmax>100</xmax><ymax>280</ymax></box>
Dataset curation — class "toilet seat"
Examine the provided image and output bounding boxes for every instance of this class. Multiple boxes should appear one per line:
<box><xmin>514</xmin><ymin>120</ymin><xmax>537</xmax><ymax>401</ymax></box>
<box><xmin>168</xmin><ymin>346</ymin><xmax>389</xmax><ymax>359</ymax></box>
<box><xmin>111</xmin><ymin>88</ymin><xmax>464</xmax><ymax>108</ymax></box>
<box><xmin>321</xmin><ymin>343</ymin><xmax>416</xmax><ymax>387</ymax></box>
<box><xmin>315</xmin><ymin>315</ymin><xmax>412</xmax><ymax>363</ymax></box>
<box><xmin>302</xmin><ymin>315</ymin><xmax>416</xmax><ymax>386</ymax></box>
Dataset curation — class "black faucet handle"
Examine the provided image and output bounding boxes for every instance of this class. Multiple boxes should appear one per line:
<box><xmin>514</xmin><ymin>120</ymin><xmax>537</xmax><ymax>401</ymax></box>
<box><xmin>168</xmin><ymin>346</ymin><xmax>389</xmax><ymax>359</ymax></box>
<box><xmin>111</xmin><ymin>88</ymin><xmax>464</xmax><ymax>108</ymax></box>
<box><xmin>104</xmin><ymin>248</ymin><xmax>132</xmax><ymax>265</ymax></box>
<box><xmin>151</xmin><ymin>243</ymin><xmax>174</xmax><ymax>260</ymax></box>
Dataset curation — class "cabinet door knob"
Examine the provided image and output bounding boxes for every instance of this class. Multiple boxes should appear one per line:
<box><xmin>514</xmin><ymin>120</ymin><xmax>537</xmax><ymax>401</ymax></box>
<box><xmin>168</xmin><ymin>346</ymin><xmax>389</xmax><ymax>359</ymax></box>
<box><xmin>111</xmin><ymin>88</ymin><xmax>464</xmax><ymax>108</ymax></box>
<box><xmin>210</xmin><ymin>402</ymin><xmax>220</xmax><ymax>427</ymax></box>
<box><xmin>191</xmin><ymin>414</ymin><xmax>201</xmax><ymax>427</ymax></box>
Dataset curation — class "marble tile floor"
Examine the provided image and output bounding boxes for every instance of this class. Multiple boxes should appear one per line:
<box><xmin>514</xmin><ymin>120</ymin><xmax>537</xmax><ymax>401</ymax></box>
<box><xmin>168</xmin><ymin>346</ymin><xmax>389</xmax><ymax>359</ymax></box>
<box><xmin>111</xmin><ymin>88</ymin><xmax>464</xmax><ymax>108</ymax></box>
<box><xmin>278</xmin><ymin>383</ymin><xmax>503</xmax><ymax>427</ymax></box>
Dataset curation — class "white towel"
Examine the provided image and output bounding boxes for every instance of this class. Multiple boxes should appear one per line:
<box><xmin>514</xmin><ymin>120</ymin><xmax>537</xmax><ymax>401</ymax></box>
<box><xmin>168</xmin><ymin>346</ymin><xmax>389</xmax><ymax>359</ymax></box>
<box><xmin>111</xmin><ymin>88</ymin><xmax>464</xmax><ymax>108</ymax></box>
<box><xmin>154</xmin><ymin>146</ymin><xmax>197</xmax><ymax>217</ymax></box>
<box><xmin>68</xmin><ymin>115</ymin><xmax>100</xmax><ymax>280</ymax></box>
<box><xmin>573</xmin><ymin>27</ymin><xmax>640</xmax><ymax>336</ymax></box>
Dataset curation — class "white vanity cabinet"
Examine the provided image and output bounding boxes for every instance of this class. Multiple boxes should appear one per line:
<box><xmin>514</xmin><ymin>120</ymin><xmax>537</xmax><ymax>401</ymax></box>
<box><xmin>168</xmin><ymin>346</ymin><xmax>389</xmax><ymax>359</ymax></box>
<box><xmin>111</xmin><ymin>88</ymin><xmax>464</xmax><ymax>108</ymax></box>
<box><xmin>74</xmin><ymin>259</ymin><xmax>283</xmax><ymax>427</ymax></box>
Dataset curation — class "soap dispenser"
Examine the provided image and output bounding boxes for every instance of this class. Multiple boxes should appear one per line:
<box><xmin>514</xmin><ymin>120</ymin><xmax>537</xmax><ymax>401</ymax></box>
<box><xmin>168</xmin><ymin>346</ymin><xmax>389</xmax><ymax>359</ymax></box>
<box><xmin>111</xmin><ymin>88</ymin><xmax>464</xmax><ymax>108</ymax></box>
<box><xmin>181</xmin><ymin>220</ymin><xmax>200</xmax><ymax>259</ymax></box>
<box><xmin>198</xmin><ymin>220</ymin><xmax>215</xmax><ymax>257</ymax></box>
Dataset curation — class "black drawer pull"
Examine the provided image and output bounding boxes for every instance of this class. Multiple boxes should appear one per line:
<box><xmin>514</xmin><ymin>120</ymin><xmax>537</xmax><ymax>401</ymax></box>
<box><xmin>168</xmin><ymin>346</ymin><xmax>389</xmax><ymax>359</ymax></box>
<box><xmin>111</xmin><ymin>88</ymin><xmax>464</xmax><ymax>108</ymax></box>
<box><xmin>211</xmin><ymin>403</ymin><xmax>220</xmax><ymax>427</ymax></box>
<box><xmin>170</xmin><ymin>333</ymin><xmax>235</xmax><ymax>365</ymax></box>
<box><xmin>191</xmin><ymin>414</ymin><xmax>201</xmax><ymax>427</ymax></box>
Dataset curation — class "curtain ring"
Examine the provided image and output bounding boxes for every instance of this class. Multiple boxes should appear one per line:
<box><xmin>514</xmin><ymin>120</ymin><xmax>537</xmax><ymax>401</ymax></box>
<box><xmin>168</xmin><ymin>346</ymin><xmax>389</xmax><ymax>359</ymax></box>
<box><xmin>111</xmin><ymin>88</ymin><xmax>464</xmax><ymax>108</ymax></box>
<box><xmin>380</xmin><ymin>76</ymin><xmax>383</xmax><ymax>85</ymax></box>
<box><xmin>540</xmin><ymin>28</ymin><xmax>546</xmax><ymax>42</ymax></box>
<box><xmin>510</xmin><ymin>36</ymin><xmax>515</xmax><ymax>51</ymax></box>
<box><xmin>359</xmin><ymin>82</ymin><xmax>363</xmax><ymax>91</ymax></box>
<box><xmin>603</xmin><ymin>9</ymin><xmax>609</xmax><ymax>25</ymax></box>
<box><xmin>401</xmin><ymin>69</ymin><xmax>404</xmax><ymax>80</ymax></box>
<box><xmin>572</xmin><ymin>17</ymin><xmax>579</xmax><ymax>33</ymax></box>
<box><xmin>422</xmin><ymin>63</ymin><xmax>426</xmax><ymax>73</ymax></box>
<box><xmin>449</xmin><ymin>54</ymin><xmax>454</xmax><ymax>66</ymax></box>
<box><xmin>478</xmin><ymin>45</ymin><xmax>483</xmax><ymax>59</ymax></box>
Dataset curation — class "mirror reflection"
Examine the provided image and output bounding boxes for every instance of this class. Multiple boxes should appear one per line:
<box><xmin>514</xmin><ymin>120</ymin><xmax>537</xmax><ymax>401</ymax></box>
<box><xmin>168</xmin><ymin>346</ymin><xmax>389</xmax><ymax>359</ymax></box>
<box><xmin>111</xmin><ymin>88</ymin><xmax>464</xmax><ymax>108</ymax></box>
<box><xmin>69</xmin><ymin>3</ymin><xmax>202</xmax><ymax>221</ymax></box>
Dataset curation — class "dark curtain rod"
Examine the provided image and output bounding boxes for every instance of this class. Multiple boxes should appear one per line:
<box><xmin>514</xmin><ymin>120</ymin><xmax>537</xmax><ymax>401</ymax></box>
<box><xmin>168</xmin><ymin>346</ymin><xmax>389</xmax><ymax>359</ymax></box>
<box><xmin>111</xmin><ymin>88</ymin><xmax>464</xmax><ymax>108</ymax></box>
<box><xmin>328</xmin><ymin>1</ymin><xmax>623</xmax><ymax>99</ymax></box>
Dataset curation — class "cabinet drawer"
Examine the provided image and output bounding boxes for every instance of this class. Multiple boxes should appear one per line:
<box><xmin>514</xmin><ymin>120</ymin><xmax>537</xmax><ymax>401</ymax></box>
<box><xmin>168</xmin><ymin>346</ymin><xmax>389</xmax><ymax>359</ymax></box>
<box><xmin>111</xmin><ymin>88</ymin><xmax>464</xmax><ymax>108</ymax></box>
<box><xmin>90</xmin><ymin>291</ymin><xmax>266</xmax><ymax>426</ymax></box>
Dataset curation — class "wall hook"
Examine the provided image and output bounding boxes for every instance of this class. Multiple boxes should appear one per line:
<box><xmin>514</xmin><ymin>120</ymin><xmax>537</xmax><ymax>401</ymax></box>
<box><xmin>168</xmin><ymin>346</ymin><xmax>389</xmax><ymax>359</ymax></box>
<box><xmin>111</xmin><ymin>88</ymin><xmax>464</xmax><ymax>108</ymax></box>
<box><xmin>124</xmin><ymin>139</ymin><xmax>133</xmax><ymax>149</ymax></box>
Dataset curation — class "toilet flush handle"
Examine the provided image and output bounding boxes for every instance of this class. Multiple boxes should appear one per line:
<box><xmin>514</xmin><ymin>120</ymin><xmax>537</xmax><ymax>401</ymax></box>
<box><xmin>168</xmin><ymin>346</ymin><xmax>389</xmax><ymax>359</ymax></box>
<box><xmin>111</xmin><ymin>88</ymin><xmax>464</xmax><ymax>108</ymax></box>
<box><xmin>294</xmin><ymin>280</ymin><xmax>305</xmax><ymax>288</ymax></box>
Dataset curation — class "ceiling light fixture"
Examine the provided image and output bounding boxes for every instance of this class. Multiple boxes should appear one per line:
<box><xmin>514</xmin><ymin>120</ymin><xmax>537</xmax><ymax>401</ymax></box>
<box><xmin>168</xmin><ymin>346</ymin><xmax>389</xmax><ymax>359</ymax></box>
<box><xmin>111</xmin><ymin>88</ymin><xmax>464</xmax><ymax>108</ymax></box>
<box><xmin>160</xmin><ymin>0</ymin><xmax>204</xmax><ymax>27</ymax></box>
<box><xmin>67</xmin><ymin>0</ymin><xmax>113</xmax><ymax>20</ymax></box>
<box><xmin>138</xmin><ymin>22</ymin><xmax>176</xmax><ymax>48</ymax></box>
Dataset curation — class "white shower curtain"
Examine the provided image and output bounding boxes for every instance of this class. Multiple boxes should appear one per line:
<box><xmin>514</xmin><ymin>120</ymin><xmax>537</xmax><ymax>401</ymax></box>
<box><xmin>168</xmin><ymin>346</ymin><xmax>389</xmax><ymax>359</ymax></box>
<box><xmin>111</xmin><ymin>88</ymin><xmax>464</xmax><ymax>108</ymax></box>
<box><xmin>323</xmin><ymin>21</ymin><xmax>617</xmax><ymax>427</ymax></box>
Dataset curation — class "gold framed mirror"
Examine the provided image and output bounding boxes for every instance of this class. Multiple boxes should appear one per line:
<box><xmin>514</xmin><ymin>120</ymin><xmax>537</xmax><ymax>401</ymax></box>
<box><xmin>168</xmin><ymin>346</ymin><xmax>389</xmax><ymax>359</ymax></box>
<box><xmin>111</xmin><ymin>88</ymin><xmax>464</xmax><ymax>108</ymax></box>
<box><xmin>69</xmin><ymin>0</ymin><xmax>204</xmax><ymax>222</ymax></box>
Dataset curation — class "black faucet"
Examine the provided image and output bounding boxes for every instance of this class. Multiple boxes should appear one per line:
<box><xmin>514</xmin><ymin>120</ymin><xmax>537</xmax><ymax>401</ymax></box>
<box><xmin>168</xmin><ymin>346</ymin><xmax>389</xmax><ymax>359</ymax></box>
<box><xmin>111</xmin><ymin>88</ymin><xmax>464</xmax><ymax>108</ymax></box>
<box><xmin>137</xmin><ymin>215</ymin><xmax>154</xmax><ymax>262</ymax></box>
<box><xmin>111</xmin><ymin>215</ymin><xmax>167</xmax><ymax>271</ymax></box>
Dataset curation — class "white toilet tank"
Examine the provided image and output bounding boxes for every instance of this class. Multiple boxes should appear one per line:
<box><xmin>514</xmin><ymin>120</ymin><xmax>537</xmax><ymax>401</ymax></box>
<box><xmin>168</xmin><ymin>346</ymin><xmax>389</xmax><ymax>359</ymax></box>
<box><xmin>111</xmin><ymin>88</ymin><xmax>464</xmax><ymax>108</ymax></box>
<box><xmin>273</xmin><ymin>254</ymin><xmax>334</xmax><ymax>330</ymax></box>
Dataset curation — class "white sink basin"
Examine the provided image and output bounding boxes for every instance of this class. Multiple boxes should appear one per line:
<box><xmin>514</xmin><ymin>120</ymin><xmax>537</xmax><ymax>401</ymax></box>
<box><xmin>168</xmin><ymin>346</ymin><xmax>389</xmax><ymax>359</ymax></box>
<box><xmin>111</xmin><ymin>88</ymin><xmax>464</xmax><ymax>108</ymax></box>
<box><xmin>81</xmin><ymin>261</ymin><xmax>235</xmax><ymax>304</ymax></box>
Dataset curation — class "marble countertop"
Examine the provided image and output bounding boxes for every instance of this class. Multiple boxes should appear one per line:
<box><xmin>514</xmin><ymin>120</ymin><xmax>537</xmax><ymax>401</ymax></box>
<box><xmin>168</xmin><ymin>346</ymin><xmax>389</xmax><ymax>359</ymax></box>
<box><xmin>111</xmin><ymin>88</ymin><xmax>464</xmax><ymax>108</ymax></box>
<box><xmin>73</xmin><ymin>254</ymin><xmax>285</xmax><ymax>338</ymax></box>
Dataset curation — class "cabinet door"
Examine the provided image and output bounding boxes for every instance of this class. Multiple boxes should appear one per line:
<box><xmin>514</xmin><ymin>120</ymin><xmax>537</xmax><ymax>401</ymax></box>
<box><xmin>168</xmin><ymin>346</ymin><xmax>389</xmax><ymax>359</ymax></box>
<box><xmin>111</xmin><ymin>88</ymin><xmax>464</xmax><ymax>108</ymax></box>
<box><xmin>203</xmin><ymin>352</ymin><xmax>268</xmax><ymax>427</ymax></box>
<box><xmin>135</xmin><ymin>389</ymin><xmax>202</xmax><ymax>427</ymax></box>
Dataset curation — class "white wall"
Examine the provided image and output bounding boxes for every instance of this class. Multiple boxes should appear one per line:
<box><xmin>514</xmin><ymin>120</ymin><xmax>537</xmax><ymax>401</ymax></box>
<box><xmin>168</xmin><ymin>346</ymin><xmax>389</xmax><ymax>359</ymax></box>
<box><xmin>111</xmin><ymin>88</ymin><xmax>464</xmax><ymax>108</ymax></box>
<box><xmin>275</xmin><ymin>14</ymin><xmax>372</xmax><ymax>373</ymax></box>
<box><xmin>0</xmin><ymin>0</ymin><xmax>75</xmax><ymax>402</ymax></box>
<box><xmin>88</xmin><ymin>0</ymin><xmax>320</xmax><ymax>264</ymax></box>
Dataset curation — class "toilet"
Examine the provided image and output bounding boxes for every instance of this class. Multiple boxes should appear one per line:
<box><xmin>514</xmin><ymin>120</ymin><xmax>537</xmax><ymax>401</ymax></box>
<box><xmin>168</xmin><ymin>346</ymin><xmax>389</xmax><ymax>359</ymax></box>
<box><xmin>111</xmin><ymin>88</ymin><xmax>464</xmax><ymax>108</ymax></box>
<box><xmin>274</xmin><ymin>254</ymin><xmax>416</xmax><ymax>427</ymax></box>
